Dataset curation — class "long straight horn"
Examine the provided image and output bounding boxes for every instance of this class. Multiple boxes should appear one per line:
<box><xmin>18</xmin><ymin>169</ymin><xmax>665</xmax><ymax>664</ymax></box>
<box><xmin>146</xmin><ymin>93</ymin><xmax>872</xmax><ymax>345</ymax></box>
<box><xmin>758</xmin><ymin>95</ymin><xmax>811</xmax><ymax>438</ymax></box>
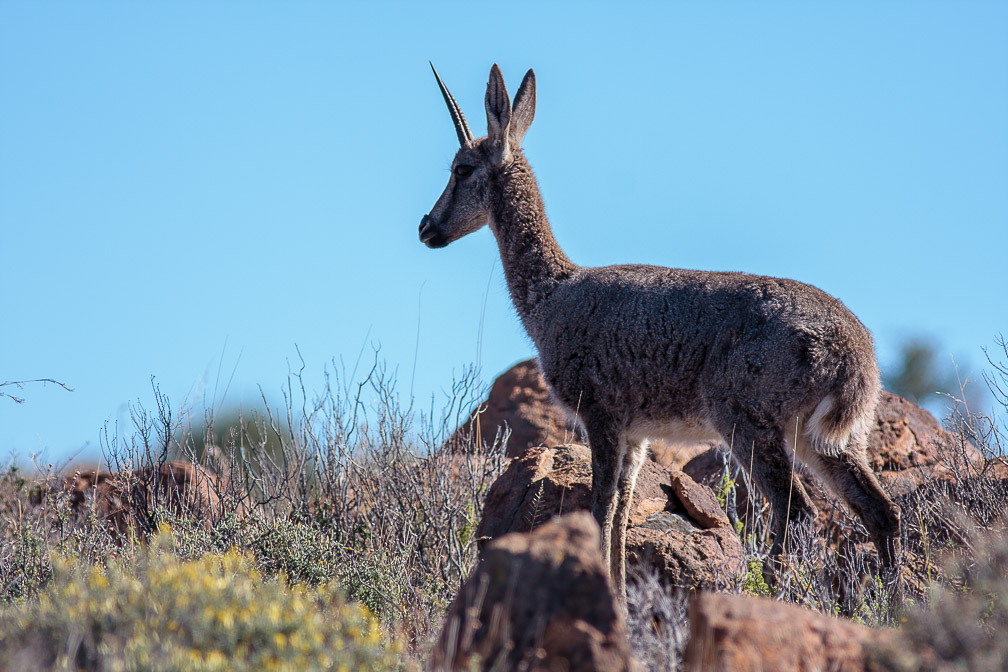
<box><xmin>430</xmin><ymin>62</ymin><xmax>474</xmax><ymax>147</ymax></box>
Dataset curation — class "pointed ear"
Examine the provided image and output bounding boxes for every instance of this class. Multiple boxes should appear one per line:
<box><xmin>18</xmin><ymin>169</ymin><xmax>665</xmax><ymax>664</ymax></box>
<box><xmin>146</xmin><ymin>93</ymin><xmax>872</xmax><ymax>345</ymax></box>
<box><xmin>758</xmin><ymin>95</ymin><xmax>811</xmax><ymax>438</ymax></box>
<box><xmin>509</xmin><ymin>69</ymin><xmax>536</xmax><ymax>147</ymax></box>
<box><xmin>485</xmin><ymin>64</ymin><xmax>512</xmax><ymax>162</ymax></box>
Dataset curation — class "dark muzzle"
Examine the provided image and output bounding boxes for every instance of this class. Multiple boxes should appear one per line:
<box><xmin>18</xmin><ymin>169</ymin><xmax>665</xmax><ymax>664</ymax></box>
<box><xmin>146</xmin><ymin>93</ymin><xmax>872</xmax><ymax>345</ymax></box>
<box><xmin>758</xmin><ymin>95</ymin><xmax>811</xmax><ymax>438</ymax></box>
<box><xmin>419</xmin><ymin>214</ymin><xmax>449</xmax><ymax>249</ymax></box>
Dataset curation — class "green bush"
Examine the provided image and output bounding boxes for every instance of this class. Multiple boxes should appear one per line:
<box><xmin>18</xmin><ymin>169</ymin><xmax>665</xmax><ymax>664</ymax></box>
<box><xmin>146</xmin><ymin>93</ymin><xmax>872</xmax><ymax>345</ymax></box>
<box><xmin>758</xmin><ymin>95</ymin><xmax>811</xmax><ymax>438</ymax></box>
<box><xmin>0</xmin><ymin>462</ymin><xmax>119</xmax><ymax>604</ymax></box>
<box><xmin>0</xmin><ymin>529</ymin><xmax>404</xmax><ymax>671</ymax></box>
<box><xmin>740</xmin><ymin>557</ymin><xmax>771</xmax><ymax>597</ymax></box>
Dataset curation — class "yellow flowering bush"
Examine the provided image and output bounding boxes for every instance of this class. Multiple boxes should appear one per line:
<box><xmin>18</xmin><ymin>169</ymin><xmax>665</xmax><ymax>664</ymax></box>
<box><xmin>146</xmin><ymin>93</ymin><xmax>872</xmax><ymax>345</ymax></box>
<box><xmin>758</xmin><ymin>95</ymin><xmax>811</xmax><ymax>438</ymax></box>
<box><xmin>0</xmin><ymin>531</ymin><xmax>404</xmax><ymax>671</ymax></box>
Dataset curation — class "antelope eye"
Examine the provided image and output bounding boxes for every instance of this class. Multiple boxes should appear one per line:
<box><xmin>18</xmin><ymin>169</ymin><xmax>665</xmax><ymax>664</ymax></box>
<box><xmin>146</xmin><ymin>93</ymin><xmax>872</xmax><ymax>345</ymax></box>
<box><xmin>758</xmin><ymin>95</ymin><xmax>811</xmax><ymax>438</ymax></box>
<box><xmin>453</xmin><ymin>164</ymin><xmax>474</xmax><ymax>178</ymax></box>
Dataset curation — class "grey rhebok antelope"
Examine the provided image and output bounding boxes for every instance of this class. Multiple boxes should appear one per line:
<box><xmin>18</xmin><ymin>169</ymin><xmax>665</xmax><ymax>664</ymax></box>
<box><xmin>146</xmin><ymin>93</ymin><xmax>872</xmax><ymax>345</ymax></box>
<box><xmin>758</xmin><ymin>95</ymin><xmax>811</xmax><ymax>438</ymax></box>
<box><xmin>419</xmin><ymin>63</ymin><xmax>902</xmax><ymax>598</ymax></box>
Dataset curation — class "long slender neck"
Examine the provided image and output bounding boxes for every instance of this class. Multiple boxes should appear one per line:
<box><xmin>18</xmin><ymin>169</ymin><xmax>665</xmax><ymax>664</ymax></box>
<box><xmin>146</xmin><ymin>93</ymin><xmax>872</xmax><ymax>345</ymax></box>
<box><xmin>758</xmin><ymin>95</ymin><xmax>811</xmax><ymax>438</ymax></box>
<box><xmin>488</xmin><ymin>154</ymin><xmax>577</xmax><ymax>328</ymax></box>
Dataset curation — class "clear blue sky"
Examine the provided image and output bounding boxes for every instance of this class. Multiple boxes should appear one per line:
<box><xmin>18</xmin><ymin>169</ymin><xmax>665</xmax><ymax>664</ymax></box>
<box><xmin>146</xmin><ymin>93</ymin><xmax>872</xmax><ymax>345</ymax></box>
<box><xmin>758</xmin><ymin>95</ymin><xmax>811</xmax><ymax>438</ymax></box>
<box><xmin>2</xmin><ymin>2</ymin><xmax>1006</xmax><ymax>465</ymax></box>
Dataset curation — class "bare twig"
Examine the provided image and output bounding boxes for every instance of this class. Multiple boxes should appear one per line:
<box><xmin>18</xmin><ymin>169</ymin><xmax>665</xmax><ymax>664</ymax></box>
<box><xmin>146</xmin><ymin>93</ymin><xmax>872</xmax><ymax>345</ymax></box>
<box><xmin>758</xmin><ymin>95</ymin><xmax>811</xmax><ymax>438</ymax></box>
<box><xmin>0</xmin><ymin>378</ymin><xmax>72</xmax><ymax>404</ymax></box>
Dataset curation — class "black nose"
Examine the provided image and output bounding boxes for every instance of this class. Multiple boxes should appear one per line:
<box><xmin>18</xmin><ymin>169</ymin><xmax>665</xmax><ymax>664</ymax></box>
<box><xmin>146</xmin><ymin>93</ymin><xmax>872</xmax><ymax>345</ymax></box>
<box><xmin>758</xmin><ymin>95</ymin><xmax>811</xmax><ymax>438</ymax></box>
<box><xmin>419</xmin><ymin>214</ymin><xmax>435</xmax><ymax>244</ymax></box>
<box><xmin>419</xmin><ymin>214</ymin><xmax>448</xmax><ymax>248</ymax></box>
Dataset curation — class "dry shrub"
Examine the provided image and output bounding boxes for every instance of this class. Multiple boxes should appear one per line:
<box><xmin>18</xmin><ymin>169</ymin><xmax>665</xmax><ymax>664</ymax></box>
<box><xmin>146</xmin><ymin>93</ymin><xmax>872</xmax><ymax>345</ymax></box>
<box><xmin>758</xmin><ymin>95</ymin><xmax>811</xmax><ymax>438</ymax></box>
<box><xmin>869</xmin><ymin>529</ymin><xmax>1008</xmax><ymax>672</ymax></box>
<box><xmin>0</xmin><ymin>530</ymin><xmax>401</xmax><ymax>671</ymax></box>
<box><xmin>2</xmin><ymin>356</ymin><xmax>506</xmax><ymax>663</ymax></box>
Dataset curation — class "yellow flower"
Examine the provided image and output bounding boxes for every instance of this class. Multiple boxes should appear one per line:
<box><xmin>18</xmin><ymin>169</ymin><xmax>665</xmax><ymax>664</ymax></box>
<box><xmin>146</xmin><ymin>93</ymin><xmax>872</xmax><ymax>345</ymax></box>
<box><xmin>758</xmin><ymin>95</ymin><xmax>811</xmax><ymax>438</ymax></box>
<box><xmin>216</xmin><ymin>610</ymin><xmax>234</xmax><ymax>629</ymax></box>
<box><xmin>205</xmin><ymin>650</ymin><xmax>226</xmax><ymax>666</ymax></box>
<box><xmin>87</xmin><ymin>568</ymin><xmax>109</xmax><ymax>589</ymax></box>
<box><xmin>367</xmin><ymin>619</ymin><xmax>381</xmax><ymax>644</ymax></box>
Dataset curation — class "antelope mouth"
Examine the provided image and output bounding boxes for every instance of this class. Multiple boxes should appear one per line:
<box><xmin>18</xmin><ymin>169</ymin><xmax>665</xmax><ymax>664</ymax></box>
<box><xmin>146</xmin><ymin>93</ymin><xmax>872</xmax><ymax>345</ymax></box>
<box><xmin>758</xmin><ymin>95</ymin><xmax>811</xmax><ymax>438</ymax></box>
<box><xmin>419</xmin><ymin>215</ymin><xmax>449</xmax><ymax>248</ymax></box>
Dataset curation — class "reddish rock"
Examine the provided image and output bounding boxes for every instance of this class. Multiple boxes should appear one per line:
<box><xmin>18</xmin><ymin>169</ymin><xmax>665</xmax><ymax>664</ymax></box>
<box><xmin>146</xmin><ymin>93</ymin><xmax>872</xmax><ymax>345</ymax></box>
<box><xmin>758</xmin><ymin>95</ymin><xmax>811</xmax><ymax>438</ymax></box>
<box><xmin>647</xmin><ymin>442</ymin><xmax>715</xmax><ymax>472</ymax></box>
<box><xmin>476</xmin><ymin>444</ymin><xmax>744</xmax><ymax>590</ymax></box>
<box><xmin>430</xmin><ymin>512</ymin><xmax>639</xmax><ymax>672</ymax></box>
<box><xmin>683</xmin><ymin>592</ymin><xmax>883</xmax><ymax>672</ymax></box>
<box><xmin>63</xmin><ymin>461</ymin><xmax>225</xmax><ymax>534</ymax></box>
<box><xmin>450</xmin><ymin>358</ymin><xmax>574</xmax><ymax>457</ymax></box>
<box><xmin>867</xmin><ymin>391</ymin><xmax>993</xmax><ymax>511</ymax></box>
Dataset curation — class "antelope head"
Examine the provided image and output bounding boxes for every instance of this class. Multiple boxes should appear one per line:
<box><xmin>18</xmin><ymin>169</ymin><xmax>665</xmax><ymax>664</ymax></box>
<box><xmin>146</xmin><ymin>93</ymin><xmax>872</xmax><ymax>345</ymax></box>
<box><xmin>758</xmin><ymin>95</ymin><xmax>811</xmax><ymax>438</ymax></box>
<box><xmin>419</xmin><ymin>63</ymin><xmax>536</xmax><ymax>248</ymax></box>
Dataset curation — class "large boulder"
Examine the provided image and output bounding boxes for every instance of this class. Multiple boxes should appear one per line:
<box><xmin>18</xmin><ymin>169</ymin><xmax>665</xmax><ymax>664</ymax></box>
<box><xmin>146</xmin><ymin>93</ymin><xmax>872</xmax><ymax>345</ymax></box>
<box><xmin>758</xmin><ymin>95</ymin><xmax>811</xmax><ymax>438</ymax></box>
<box><xmin>682</xmin><ymin>592</ymin><xmax>886</xmax><ymax>672</ymax></box>
<box><xmin>476</xmin><ymin>443</ymin><xmax>745</xmax><ymax>590</ymax></box>
<box><xmin>450</xmin><ymin>358</ymin><xmax>576</xmax><ymax>457</ymax></box>
<box><xmin>868</xmin><ymin>391</ymin><xmax>984</xmax><ymax>495</ymax></box>
<box><xmin>60</xmin><ymin>461</ymin><xmax>225</xmax><ymax>534</ymax></box>
<box><xmin>430</xmin><ymin>512</ymin><xmax>639</xmax><ymax>672</ymax></box>
<box><xmin>869</xmin><ymin>391</ymin><xmax>962</xmax><ymax>470</ymax></box>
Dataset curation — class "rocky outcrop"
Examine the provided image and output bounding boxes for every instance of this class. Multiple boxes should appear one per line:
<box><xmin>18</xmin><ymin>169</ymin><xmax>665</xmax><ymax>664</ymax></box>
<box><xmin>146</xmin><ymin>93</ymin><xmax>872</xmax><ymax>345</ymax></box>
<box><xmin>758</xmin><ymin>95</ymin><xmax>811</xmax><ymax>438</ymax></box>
<box><xmin>646</xmin><ymin>440</ymin><xmax>714</xmax><ymax>472</ymax></box>
<box><xmin>60</xmin><ymin>461</ymin><xmax>225</xmax><ymax>533</ymax></box>
<box><xmin>870</xmin><ymin>392</ymin><xmax>959</xmax><ymax>468</ymax></box>
<box><xmin>450</xmin><ymin>358</ymin><xmax>577</xmax><ymax>456</ymax></box>
<box><xmin>430</xmin><ymin>512</ymin><xmax>639</xmax><ymax>672</ymax></box>
<box><xmin>443</xmin><ymin>374</ymin><xmax>999</xmax><ymax>670</ymax></box>
<box><xmin>476</xmin><ymin>443</ymin><xmax>745</xmax><ymax>590</ymax></box>
<box><xmin>868</xmin><ymin>391</ymin><xmax>983</xmax><ymax>494</ymax></box>
<box><xmin>682</xmin><ymin>592</ymin><xmax>886</xmax><ymax>672</ymax></box>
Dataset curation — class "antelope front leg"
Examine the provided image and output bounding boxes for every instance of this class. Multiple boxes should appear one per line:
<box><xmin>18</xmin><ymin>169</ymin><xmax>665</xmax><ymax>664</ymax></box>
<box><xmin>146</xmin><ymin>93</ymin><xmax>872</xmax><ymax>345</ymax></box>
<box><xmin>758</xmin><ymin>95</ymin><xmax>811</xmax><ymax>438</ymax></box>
<box><xmin>610</xmin><ymin>440</ymin><xmax>647</xmax><ymax>598</ymax></box>
<box><xmin>586</xmin><ymin>420</ymin><xmax>626</xmax><ymax>590</ymax></box>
